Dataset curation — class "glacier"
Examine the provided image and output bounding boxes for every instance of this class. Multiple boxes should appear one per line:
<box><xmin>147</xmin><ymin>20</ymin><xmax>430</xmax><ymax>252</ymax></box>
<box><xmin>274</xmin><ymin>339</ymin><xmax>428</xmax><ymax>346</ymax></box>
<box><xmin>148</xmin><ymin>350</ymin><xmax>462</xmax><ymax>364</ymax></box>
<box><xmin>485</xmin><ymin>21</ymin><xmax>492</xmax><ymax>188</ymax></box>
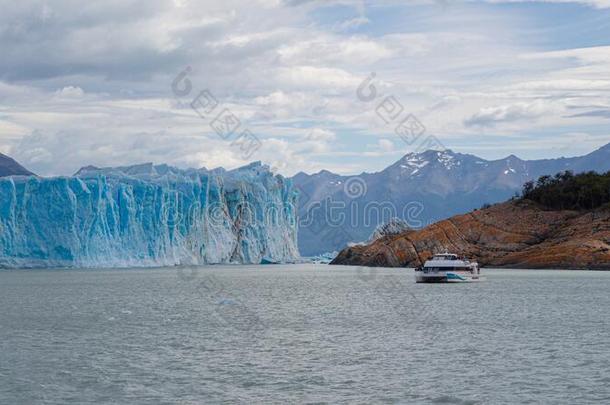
<box><xmin>0</xmin><ymin>162</ymin><xmax>299</xmax><ymax>268</ymax></box>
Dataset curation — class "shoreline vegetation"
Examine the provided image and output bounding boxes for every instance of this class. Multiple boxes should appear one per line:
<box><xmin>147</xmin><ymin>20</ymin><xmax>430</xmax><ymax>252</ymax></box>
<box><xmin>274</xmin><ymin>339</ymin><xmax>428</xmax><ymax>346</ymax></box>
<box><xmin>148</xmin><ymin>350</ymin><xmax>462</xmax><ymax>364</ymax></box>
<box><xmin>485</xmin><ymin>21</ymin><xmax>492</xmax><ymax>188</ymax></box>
<box><xmin>521</xmin><ymin>171</ymin><xmax>610</xmax><ymax>211</ymax></box>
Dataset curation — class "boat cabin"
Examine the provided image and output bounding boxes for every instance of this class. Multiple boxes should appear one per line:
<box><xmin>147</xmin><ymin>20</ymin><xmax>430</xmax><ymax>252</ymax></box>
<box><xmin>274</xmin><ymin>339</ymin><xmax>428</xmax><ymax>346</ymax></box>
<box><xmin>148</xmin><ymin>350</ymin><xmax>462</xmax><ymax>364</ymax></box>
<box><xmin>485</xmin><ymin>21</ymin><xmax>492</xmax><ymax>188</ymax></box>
<box><xmin>431</xmin><ymin>253</ymin><xmax>459</xmax><ymax>261</ymax></box>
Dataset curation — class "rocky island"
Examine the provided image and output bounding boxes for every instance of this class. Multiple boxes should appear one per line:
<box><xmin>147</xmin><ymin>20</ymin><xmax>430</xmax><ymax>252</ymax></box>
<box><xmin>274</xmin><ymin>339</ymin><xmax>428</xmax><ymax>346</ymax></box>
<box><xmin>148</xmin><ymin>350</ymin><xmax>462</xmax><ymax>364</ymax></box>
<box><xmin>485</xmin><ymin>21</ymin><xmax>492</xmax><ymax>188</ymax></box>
<box><xmin>331</xmin><ymin>171</ymin><xmax>610</xmax><ymax>270</ymax></box>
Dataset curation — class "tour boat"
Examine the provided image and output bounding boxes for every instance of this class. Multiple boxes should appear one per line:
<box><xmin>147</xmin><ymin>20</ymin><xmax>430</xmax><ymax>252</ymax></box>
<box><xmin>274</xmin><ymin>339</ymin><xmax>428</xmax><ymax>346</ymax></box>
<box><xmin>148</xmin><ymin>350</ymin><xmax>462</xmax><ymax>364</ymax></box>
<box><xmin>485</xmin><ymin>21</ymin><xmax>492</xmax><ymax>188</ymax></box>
<box><xmin>415</xmin><ymin>253</ymin><xmax>482</xmax><ymax>283</ymax></box>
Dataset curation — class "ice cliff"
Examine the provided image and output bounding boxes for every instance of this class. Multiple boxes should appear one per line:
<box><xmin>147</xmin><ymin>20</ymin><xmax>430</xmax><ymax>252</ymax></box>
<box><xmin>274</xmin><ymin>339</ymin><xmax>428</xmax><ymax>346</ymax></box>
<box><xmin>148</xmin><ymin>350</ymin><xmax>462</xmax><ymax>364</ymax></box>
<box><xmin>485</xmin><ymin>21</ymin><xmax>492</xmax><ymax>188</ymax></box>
<box><xmin>0</xmin><ymin>162</ymin><xmax>299</xmax><ymax>268</ymax></box>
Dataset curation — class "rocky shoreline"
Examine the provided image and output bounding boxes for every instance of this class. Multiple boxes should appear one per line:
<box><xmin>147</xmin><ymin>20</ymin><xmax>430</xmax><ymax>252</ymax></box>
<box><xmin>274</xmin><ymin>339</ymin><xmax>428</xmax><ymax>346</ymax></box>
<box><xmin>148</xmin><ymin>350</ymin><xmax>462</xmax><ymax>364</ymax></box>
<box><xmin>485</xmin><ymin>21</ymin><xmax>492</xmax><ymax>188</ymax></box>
<box><xmin>330</xmin><ymin>200</ymin><xmax>610</xmax><ymax>270</ymax></box>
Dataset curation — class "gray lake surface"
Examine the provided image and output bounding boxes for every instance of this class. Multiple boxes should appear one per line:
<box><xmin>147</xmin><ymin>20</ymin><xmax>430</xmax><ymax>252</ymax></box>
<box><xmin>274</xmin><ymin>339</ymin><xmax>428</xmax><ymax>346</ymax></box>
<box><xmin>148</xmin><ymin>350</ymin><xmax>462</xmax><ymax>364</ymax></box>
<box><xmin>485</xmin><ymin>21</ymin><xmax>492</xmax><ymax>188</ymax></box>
<box><xmin>1</xmin><ymin>264</ymin><xmax>609</xmax><ymax>404</ymax></box>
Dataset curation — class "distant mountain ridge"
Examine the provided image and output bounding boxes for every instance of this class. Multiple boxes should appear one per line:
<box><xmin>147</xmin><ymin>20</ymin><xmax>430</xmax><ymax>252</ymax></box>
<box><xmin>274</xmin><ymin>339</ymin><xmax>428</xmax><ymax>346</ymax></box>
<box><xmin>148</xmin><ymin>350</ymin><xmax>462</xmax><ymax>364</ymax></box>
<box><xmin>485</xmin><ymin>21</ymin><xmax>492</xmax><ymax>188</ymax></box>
<box><xmin>292</xmin><ymin>143</ymin><xmax>610</xmax><ymax>256</ymax></box>
<box><xmin>0</xmin><ymin>153</ymin><xmax>34</xmax><ymax>177</ymax></box>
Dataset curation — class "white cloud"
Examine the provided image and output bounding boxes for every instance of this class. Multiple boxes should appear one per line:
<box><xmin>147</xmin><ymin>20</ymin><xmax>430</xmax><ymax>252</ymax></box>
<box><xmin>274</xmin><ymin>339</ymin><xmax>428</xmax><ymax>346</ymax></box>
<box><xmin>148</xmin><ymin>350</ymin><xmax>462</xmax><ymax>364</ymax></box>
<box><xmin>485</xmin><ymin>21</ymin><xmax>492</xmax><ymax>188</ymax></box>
<box><xmin>464</xmin><ymin>100</ymin><xmax>561</xmax><ymax>127</ymax></box>
<box><xmin>276</xmin><ymin>66</ymin><xmax>363</xmax><ymax>90</ymax></box>
<box><xmin>0</xmin><ymin>0</ymin><xmax>609</xmax><ymax>176</ymax></box>
<box><xmin>483</xmin><ymin>0</ymin><xmax>610</xmax><ymax>8</ymax></box>
<box><xmin>333</xmin><ymin>16</ymin><xmax>370</xmax><ymax>32</ymax></box>
<box><xmin>378</xmin><ymin>139</ymin><xmax>395</xmax><ymax>152</ymax></box>
<box><xmin>278</xmin><ymin>35</ymin><xmax>393</xmax><ymax>65</ymax></box>
<box><xmin>54</xmin><ymin>86</ymin><xmax>85</xmax><ymax>98</ymax></box>
<box><xmin>306</xmin><ymin>128</ymin><xmax>336</xmax><ymax>142</ymax></box>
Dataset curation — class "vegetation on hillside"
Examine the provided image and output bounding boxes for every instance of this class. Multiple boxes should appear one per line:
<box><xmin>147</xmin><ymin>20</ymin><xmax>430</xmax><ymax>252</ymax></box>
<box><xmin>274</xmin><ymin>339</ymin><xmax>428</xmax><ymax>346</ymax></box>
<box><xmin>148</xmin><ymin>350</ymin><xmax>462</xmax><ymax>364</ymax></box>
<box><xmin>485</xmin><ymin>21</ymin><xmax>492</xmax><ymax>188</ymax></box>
<box><xmin>521</xmin><ymin>171</ymin><xmax>610</xmax><ymax>210</ymax></box>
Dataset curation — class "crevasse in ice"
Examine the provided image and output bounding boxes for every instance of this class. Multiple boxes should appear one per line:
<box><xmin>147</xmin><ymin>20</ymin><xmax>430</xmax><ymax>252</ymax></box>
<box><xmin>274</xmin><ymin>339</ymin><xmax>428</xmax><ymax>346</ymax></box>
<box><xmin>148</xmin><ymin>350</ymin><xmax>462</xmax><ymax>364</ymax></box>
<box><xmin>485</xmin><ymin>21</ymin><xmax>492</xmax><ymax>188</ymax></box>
<box><xmin>0</xmin><ymin>162</ymin><xmax>299</xmax><ymax>268</ymax></box>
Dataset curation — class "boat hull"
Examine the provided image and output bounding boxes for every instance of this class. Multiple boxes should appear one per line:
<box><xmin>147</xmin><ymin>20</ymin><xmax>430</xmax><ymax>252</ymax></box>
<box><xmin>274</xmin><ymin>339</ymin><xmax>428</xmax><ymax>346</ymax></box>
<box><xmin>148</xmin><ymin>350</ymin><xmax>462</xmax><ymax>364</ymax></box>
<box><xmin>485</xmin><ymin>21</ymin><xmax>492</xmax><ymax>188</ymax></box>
<box><xmin>415</xmin><ymin>271</ymin><xmax>482</xmax><ymax>283</ymax></box>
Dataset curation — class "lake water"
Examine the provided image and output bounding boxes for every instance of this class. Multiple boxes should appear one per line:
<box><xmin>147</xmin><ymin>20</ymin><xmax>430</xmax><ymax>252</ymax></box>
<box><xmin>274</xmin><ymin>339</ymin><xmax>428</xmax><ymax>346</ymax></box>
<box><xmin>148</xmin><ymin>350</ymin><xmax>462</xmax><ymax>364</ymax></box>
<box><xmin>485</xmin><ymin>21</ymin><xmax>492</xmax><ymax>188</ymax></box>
<box><xmin>1</xmin><ymin>264</ymin><xmax>609</xmax><ymax>404</ymax></box>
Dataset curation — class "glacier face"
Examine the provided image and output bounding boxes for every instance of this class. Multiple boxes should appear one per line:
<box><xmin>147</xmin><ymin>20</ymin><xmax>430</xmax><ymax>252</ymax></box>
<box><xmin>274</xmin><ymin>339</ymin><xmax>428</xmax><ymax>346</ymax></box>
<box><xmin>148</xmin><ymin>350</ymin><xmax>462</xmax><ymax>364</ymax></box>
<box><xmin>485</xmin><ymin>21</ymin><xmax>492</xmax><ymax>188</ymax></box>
<box><xmin>0</xmin><ymin>162</ymin><xmax>299</xmax><ymax>268</ymax></box>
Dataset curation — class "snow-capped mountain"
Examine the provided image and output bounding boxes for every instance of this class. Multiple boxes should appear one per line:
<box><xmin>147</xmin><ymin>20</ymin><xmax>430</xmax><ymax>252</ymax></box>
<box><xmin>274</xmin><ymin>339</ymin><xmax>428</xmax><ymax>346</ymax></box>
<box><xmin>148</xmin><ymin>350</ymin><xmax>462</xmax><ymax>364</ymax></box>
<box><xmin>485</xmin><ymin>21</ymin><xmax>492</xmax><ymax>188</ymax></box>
<box><xmin>0</xmin><ymin>161</ymin><xmax>299</xmax><ymax>268</ymax></box>
<box><xmin>293</xmin><ymin>143</ymin><xmax>610</xmax><ymax>255</ymax></box>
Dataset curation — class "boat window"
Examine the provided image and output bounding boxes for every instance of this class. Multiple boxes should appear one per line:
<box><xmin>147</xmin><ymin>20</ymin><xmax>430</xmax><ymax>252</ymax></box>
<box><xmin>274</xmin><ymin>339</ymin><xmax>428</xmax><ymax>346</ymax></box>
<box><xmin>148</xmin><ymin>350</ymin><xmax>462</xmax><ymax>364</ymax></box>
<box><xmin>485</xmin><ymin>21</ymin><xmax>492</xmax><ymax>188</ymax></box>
<box><xmin>423</xmin><ymin>266</ymin><xmax>473</xmax><ymax>272</ymax></box>
<box><xmin>432</xmin><ymin>254</ymin><xmax>459</xmax><ymax>260</ymax></box>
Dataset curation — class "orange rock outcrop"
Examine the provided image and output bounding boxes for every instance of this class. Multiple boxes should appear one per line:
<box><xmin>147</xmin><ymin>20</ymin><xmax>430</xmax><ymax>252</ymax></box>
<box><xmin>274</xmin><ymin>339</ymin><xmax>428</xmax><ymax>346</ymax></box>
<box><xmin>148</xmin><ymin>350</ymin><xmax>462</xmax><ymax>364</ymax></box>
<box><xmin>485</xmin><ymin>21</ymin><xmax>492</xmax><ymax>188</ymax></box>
<box><xmin>330</xmin><ymin>200</ymin><xmax>610</xmax><ymax>269</ymax></box>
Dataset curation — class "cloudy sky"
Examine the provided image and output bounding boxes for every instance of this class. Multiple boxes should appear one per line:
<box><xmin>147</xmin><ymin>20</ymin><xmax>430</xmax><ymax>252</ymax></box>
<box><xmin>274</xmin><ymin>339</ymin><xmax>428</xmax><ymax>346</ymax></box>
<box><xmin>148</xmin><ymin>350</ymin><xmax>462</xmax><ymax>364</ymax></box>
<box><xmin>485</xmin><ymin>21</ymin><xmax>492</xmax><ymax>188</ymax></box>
<box><xmin>1</xmin><ymin>0</ymin><xmax>609</xmax><ymax>176</ymax></box>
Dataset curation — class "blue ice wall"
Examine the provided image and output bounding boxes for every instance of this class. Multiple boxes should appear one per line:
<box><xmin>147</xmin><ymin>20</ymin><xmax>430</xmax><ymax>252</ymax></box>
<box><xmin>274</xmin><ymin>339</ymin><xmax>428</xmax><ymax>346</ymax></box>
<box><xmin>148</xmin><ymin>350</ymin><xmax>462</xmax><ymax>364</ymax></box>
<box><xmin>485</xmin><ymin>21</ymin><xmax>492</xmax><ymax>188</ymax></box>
<box><xmin>0</xmin><ymin>162</ymin><xmax>299</xmax><ymax>268</ymax></box>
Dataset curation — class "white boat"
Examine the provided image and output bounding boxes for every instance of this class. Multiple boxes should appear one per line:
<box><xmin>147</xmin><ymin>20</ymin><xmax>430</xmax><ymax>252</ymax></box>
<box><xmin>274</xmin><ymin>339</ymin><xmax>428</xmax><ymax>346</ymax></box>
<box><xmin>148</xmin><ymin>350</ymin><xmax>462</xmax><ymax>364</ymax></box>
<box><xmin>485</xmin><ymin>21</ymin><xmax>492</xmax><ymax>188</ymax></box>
<box><xmin>415</xmin><ymin>253</ymin><xmax>482</xmax><ymax>283</ymax></box>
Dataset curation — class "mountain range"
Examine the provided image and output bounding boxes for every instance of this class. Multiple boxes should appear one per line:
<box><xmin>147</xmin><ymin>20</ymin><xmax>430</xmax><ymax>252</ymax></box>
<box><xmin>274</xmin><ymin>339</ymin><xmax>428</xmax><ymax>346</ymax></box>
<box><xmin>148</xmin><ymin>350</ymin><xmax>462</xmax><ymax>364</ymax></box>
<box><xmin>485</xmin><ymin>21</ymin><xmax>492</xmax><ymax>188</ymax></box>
<box><xmin>292</xmin><ymin>143</ymin><xmax>610</xmax><ymax>256</ymax></box>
